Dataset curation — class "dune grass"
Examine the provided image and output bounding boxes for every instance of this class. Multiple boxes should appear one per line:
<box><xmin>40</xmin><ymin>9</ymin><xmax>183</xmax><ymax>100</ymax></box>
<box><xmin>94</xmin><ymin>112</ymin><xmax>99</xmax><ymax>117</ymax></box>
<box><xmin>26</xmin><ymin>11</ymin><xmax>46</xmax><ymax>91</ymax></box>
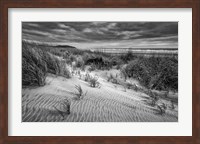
<box><xmin>22</xmin><ymin>41</ymin><xmax>70</xmax><ymax>87</ymax></box>
<box><xmin>74</xmin><ymin>84</ymin><xmax>87</xmax><ymax>100</ymax></box>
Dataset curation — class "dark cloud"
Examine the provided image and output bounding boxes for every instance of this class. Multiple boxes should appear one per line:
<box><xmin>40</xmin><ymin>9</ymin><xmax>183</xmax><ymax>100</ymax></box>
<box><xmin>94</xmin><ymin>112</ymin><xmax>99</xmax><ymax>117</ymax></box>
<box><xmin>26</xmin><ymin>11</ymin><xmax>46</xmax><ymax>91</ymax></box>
<box><xmin>22</xmin><ymin>22</ymin><xmax>178</xmax><ymax>48</ymax></box>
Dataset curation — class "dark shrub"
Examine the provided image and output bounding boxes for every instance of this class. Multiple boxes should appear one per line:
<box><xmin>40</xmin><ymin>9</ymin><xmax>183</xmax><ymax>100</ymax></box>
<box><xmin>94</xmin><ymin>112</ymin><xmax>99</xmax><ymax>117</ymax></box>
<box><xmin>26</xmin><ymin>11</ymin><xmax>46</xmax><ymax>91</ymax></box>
<box><xmin>75</xmin><ymin>57</ymin><xmax>84</xmax><ymax>68</ymax></box>
<box><xmin>88</xmin><ymin>76</ymin><xmax>100</xmax><ymax>88</ymax></box>
<box><xmin>120</xmin><ymin>51</ymin><xmax>137</xmax><ymax>63</ymax></box>
<box><xmin>85</xmin><ymin>56</ymin><xmax>111</xmax><ymax>70</ymax></box>
<box><xmin>122</xmin><ymin>56</ymin><xmax>178</xmax><ymax>91</ymax></box>
<box><xmin>22</xmin><ymin>41</ymin><xmax>71</xmax><ymax>87</ymax></box>
<box><xmin>22</xmin><ymin>42</ymin><xmax>47</xmax><ymax>86</ymax></box>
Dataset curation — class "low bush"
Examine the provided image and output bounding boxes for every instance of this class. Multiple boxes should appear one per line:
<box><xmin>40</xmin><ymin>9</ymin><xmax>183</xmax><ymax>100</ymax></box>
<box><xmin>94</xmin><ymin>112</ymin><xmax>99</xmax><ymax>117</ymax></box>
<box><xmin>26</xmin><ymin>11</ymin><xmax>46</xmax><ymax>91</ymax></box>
<box><xmin>119</xmin><ymin>51</ymin><xmax>137</xmax><ymax>63</ymax></box>
<box><xmin>84</xmin><ymin>72</ymin><xmax>91</xmax><ymax>82</ymax></box>
<box><xmin>107</xmin><ymin>74</ymin><xmax>114</xmax><ymax>82</ymax></box>
<box><xmin>120</xmin><ymin>66</ymin><xmax>128</xmax><ymax>81</ymax></box>
<box><xmin>85</xmin><ymin>55</ymin><xmax>111</xmax><ymax>70</ymax></box>
<box><xmin>74</xmin><ymin>84</ymin><xmax>87</xmax><ymax>100</ymax></box>
<box><xmin>88</xmin><ymin>76</ymin><xmax>100</xmax><ymax>88</ymax></box>
<box><xmin>157</xmin><ymin>103</ymin><xmax>167</xmax><ymax>115</ymax></box>
<box><xmin>148</xmin><ymin>90</ymin><xmax>159</xmax><ymax>106</ymax></box>
<box><xmin>170</xmin><ymin>100</ymin><xmax>175</xmax><ymax>110</ymax></box>
<box><xmin>88</xmin><ymin>64</ymin><xmax>96</xmax><ymax>72</ymax></box>
<box><xmin>58</xmin><ymin>60</ymin><xmax>71</xmax><ymax>78</ymax></box>
<box><xmin>54</xmin><ymin>98</ymin><xmax>71</xmax><ymax>119</ymax></box>
<box><xmin>121</xmin><ymin>56</ymin><xmax>178</xmax><ymax>91</ymax></box>
<box><xmin>106</xmin><ymin>74</ymin><xmax>118</xmax><ymax>84</ymax></box>
<box><xmin>75</xmin><ymin>57</ymin><xmax>84</xmax><ymax>68</ymax></box>
<box><xmin>110</xmin><ymin>56</ymin><xmax>124</xmax><ymax>66</ymax></box>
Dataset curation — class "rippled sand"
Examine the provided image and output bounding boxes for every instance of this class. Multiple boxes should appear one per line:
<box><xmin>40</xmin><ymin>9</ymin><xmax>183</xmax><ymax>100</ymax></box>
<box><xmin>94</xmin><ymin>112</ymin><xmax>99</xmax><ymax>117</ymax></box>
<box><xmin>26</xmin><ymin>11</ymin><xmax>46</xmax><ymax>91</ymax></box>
<box><xmin>22</xmin><ymin>73</ymin><xmax>178</xmax><ymax>122</ymax></box>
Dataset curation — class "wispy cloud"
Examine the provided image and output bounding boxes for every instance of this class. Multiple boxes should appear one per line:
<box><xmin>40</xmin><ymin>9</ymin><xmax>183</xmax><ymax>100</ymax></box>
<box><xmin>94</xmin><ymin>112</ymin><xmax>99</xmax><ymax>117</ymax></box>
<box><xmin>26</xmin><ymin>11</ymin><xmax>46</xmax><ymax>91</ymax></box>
<box><xmin>22</xmin><ymin>22</ymin><xmax>178</xmax><ymax>49</ymax></box>
<box><xmin>26</xmin><ymin>23</ymin><xmax>40</xmax><ymax>27</ymax></box>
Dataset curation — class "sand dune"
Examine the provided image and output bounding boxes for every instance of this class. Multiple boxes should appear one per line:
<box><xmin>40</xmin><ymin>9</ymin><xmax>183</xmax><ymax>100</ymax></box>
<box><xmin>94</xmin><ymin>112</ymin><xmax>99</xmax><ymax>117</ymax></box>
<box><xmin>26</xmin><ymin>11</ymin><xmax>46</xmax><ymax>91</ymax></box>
<box><xmin>22</xmin><ymin>72</ymin><xmax>178</xmax><ymax>122</ymax></box>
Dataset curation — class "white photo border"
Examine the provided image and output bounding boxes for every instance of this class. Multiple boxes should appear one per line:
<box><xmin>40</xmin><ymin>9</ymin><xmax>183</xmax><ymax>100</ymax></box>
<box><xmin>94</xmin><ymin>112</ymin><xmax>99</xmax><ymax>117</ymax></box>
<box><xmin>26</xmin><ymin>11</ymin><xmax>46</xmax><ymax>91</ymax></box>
<box><xmin>8</xmin><ymin>8</ymin><xmax>192</xmax><ymax>136</ymax></box>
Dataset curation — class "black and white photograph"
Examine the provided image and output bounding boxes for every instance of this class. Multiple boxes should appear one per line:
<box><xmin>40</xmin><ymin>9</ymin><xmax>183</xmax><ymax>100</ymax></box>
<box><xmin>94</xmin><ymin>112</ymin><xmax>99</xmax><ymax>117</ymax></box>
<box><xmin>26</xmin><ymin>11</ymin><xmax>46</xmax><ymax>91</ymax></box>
<box><xmin>22</xmin><ymin>22</ymin><xmax>178</xmax><ymax>122</ymax></box>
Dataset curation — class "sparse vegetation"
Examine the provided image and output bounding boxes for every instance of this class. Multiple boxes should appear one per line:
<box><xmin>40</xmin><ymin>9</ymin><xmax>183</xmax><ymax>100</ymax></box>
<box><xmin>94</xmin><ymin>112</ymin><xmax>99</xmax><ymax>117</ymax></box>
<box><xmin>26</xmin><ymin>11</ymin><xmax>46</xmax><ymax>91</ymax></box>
<box><xmin>170</xmin><ymin>100</ymin><xmax>175</xmax><ymax>110</ymax></box>
<box><xmin>74</xmin><ymin>84</ymin><xmax>87</xmax><ymax>100</ymax></box>
<box><xmin>125</xmin><ymin>82</ymin><xmax>133</xmax><ymax>89</ymax></box>
<box><xmin>157</xmin><ymin>103</ymin><xmax>167</xmax><ymax>115</ymax></box>
<box><xmin>106</xmin><ymin>74</ymin><xmax>119</xmax><ymax>84</ymax></box>
<box><xmin>107</xmin><ymin>73</ymin><xmax>114</xmax><ymax>82</ymax></box>
<box><xmin>123</xmin><ymin>85</ymin><xmax>127</xmax><ymax>92</ymax></box>
<box><xmin>84</xmin><ymin>72</ymin><xmax>91</xmax><ymax>82</ymax></box>
<box><xmin>164</xmin><ymin>90</ymin><xmax>169</xmax><ymax>98</ymax></box>
<box><xmin>88</xmin><ymin>76</ymin><xmax>100</xmax><ymax>88</ymax></box>
<box><xmin>148</xmin><ymin>90</ymin><xmax>159</xmax><ymax>106</ymax></box>
<box><xmin>54</xmin><ymin>98</ymin><xmax>71</xmax><ymax>120</ymax></box>
<box><xmin>120</xmin><ymin>67</ymin><xmax>128</xmax><ymax>82</ymax></box>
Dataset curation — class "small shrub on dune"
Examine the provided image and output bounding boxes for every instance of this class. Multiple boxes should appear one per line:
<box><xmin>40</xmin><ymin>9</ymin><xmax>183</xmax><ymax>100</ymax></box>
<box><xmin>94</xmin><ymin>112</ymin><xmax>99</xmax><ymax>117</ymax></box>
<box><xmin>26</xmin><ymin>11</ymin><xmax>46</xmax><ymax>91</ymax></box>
<box><xmin>120</xmin><ymin>66</ymin><xmax>128</xmax><ymax>82</ymax></box>
<box><xmin>88</xmin><ymin>64</ymin><xmax>96</xmax><ymax>72</ymax></box>
<box><xmin>75</xmin><ymin>57</ymin><xmax>84</xmax><ymax>68</ymax></box>
<box><xmin>164</xmin><ymin>90</ymin><xmax>169</xmax><ymax>98</ymax></box>
<box><xmin>106</xmin><ymin>74</ymin><xmax>118</xmax><ymax>84</ymax></box>
<box><xmin>125</xmin><ymin>82</ymin><xmax>138</xmax><ymax>91</ymax></box>
<box><xmin>107</xmin><ymin>73</ymin><xmax>114</xmax><ymax>82</ymax></box>
<box><xmin>110</xmin><ymin>56</ymin><xmax>124</xmax><ymax>68</ymax></box>
<box><xmin>54</xmin><ymin>98</ymin><xmax>71</xmax><ymax>119</ymax></box>
<box><xmin>157</xmin><ymin>103</ymin><xmax>167</xmax><ymax>115</ymax></box>
<box><xmin>126</xmin><ymin>82</ymin><xmax>133</xmax><ymax>89</ymax></box>
<box><xmin>74</xmin><ymin>84</ymin><xmax>87</xmax><ymax>100</ymax></box>
<box><xmin>101</xmin><ymin>57</ymin><xmax>111</xmax><ymax>70</ymax></box>
<box><xmin>116</xmin><ymin>64</ymin><xmax>121</xmax><ymax>70</ymax></box>
<box><xmin>69</xmin><ymin>54</ymin><xmax>77</xmax><ymax>62</ymax></box>
<box><xmin>88</xmin><ymin>76</ymin><xmax>100</xmax><ymax>88</ymax></box>
<box><xmin>85</xmin><ymin>55</ymin><xmax>111</xmax><ymax>70</ymax></box>
<box><xmin>82</xmin><ymin>53</ymin><xmax>90</xmax><ymax>62</ymax></box>
<box><xmin>59</xmin><ymin>60</ymin><xmax>71</xmax><ymax>78</ymax></box>
<box><xmin>148</xmin><ymin>90</ymin><xmax>159</xmax><ymax>106</ymax></box>
<box><xmin>110</xmin><ymin>77</ymin><xmax>118</xmax><ymax>84</ymax></box>
<box><xmin>119</xmin><ymin>51</ymin><xmax>136</xmax><ymax>63</ymax></box>
<box><xmin>132</xmin><ymin>84</ymin><xmax>138</xmax><ymax>92</ymax></box>
<box><xmin>170</xmin><ymin>100</ymin><xmax>175</xmax><ymax>110</ymax></box>
<box><xmin>84</xmin><ymin>72</ymin><xmax>91</xmax><ymax>82</ymax></box>
<box><xmin>63</xmin><ymin>52</ymin><xmax>71</xmax><ymax>64</ymax></box>
<box><xmin>81</xmin><ymin>65</ymin><xmax>85</xmax><ymax>71</ymax></box>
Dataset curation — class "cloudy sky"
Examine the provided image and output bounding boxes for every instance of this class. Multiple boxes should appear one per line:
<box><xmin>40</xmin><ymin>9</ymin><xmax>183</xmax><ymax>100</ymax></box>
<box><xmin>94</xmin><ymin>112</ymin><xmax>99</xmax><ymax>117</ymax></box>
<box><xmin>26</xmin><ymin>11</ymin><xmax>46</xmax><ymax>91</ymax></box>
<box><xmin>22</xmin><ymin>22</ymin><xmax>178</xmax><ymax>49</ymax></box>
